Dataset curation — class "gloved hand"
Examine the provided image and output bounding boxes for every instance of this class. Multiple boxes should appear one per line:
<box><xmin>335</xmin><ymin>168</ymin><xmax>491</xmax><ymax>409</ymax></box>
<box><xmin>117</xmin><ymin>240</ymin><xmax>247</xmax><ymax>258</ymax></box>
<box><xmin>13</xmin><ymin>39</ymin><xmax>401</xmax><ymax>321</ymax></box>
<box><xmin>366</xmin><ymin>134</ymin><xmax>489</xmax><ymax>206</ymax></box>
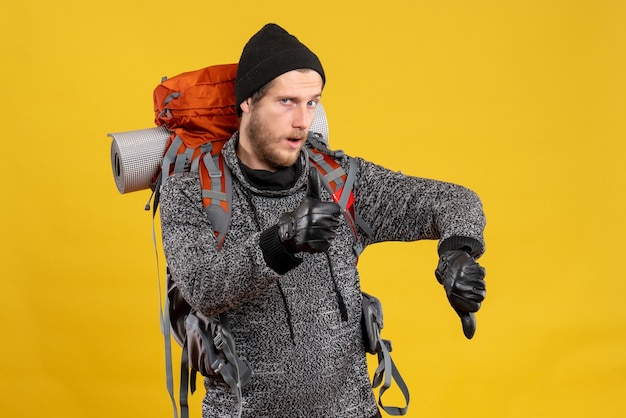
<box><xmin>278</xmin><ymin>169</ymin><xmax>341</xmax><ymax>254</ymax></box>
<box><xmin>435</xmin><ymin>250</ymin><xmax>486</xmax><ymax>339</ymax></box>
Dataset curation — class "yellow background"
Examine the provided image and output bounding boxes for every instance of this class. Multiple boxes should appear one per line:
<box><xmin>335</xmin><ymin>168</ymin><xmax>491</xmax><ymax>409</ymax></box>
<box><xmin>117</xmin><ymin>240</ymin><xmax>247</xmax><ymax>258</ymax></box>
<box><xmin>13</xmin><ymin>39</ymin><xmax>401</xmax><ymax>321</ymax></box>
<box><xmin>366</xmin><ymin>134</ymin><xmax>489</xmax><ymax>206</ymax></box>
<box><xmin>2</xmin><ymin>0</ymin><xmax>625</xmax><ymax>417</ymax></box>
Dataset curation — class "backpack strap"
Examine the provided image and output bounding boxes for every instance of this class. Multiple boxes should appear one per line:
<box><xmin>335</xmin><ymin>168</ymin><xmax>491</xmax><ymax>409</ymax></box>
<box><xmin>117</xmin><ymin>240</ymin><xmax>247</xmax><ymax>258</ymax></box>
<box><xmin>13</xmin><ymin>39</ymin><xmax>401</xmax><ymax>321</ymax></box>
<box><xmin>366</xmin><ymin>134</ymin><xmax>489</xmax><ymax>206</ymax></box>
<box><xmin>305</xmin><ymin>135</ymin><xmax>374</xmax><ymax>256</ymax></box>
<box><xmin>150</xmin><ymin>133</ymin><xmax>196</xmax><ymax>216</ymax></box>
<box><xmin>160</xmin><ymin>134</ymin><xmax>185</xmax><ymax>186</ymax></box>
<box><xmin>199</xmin><ymin>144</ymin><xmax>232</xmax><ymax>248</ymax></box>
<box><xmin>362</xmin><ymin>293</ymin><xmax>410</xmax><ymax>416</ymax></box>
<box><xmin>371</xmin><ymin>326</ymin><xmax>410</xmax><ymax>415</ymax></box>
<box><xmin>373</xmin><ymin>339</ymin><xmax>410</xmax><ymax>416</ymax></box>
<box><xmin>161</xmin><ymin>271</ymin><xmax>180</xmax><ymax>418</ymax></box>
<box><xmin>178</xmin><ymin>311</ymin><xmax>252</xmax><ymax>418</ymax></box>
<box><xmin>212</xmin><ymin>313</ymin><xmax>253</xmax><ymax>411</ymax></box>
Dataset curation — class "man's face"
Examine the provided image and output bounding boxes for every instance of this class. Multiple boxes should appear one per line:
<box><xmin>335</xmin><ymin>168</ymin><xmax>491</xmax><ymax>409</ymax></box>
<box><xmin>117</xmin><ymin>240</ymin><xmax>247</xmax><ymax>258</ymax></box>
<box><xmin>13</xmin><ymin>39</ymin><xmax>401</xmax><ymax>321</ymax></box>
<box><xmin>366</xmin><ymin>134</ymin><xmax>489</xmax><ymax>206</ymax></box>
<box><xmin>238</xmin><ymin>69</ymin><xmax>323</xmax><ymax>171</ymax></box>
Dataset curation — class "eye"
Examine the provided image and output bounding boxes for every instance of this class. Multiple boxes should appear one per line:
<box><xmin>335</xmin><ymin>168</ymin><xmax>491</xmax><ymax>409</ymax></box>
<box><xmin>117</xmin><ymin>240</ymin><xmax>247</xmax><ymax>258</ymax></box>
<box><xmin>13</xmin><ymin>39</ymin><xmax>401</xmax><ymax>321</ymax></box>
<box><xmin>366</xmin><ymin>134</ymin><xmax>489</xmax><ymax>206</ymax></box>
<box><xmin>307</xmin><ymin>100</ymin><xmax>319</xmax><ymax>108</ymax></box>
<box><xmin>280</xmin><ymin>98</ymin><xmax>292</xmax><ymax>104</ymax></box>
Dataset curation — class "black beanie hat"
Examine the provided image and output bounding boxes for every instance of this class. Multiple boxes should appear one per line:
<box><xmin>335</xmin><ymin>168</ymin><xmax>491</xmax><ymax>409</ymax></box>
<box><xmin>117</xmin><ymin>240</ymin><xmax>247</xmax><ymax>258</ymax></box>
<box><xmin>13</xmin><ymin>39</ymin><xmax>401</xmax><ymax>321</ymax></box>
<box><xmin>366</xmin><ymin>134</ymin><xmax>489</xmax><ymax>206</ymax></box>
<box><xmin>235</xmin><ymin>23</ymin><xmax>326</xmax><ymax>115</ymax></box>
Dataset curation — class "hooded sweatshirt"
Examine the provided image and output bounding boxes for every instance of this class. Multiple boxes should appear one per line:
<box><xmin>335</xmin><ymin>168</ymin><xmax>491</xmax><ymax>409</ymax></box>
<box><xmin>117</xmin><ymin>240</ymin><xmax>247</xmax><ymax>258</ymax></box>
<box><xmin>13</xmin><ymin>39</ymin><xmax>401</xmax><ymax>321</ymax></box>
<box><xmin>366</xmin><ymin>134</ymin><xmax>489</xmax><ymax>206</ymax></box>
<box><xmin>159</xmin><ymin>134</ymin><xmax>486</xmax><ymax>418</ymax></box>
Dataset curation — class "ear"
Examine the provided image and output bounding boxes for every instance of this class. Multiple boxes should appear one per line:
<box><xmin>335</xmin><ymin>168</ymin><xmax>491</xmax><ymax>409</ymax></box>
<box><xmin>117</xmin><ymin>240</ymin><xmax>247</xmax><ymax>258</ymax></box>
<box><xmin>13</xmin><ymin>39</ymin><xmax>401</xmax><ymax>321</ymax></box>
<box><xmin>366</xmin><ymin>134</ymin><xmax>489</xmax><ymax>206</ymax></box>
<box><xmin>240</xmin><ymin>98</ymin><xmax>252</xmax><ymax>114</ymax></box>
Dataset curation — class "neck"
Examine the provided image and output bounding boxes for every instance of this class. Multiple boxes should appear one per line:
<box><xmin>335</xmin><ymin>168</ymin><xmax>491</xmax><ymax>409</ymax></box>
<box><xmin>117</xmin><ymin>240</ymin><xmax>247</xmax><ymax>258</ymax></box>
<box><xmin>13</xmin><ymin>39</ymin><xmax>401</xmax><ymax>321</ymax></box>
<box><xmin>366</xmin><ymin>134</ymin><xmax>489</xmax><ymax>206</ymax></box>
<box><xmin>238</xmin><ymin>158</ymin><xmax>301</xmax><ymax>191</ymax></box>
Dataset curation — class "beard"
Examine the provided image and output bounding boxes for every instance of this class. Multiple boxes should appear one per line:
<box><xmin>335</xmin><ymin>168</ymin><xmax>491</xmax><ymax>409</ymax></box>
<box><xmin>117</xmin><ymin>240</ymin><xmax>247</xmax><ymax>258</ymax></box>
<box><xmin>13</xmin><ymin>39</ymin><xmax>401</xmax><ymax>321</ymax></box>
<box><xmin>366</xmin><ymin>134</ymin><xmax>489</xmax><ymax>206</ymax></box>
<box><xmin>245</xmin><ymin>109</ymin><xmax>306</xmax><ymax>170</ymax></box>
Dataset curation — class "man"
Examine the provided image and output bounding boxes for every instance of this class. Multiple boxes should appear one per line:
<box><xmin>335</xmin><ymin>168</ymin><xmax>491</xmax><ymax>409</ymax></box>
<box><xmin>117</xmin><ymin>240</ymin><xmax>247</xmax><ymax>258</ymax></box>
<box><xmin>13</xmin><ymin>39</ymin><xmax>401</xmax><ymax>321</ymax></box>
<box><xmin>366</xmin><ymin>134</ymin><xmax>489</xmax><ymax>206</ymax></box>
<box><xmin>160</xmin><ymin>23</ymin><xmax>486</xmax><ymax>418</ymax></box>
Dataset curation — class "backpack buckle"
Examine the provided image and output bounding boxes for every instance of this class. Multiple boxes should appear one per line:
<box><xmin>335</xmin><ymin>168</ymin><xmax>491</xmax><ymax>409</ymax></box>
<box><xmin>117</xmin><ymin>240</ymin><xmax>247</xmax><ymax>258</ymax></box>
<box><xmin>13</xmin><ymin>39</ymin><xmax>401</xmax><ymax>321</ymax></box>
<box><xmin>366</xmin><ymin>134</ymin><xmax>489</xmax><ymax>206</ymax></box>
<box><xmin>213</xmin><ymin>331</ymin><xmax>225</xmax><ymax>350</ymax></box>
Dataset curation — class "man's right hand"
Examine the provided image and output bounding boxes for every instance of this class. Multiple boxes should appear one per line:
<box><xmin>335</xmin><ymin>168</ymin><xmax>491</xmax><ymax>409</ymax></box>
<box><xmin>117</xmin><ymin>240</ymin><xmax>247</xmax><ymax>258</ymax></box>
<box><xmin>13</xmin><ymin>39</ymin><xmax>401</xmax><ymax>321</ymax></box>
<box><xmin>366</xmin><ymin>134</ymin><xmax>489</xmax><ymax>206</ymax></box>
<box><xmin>278</xmin><ymin>170</ymin><xmax>341</xmax><ymax>253</ymax></box>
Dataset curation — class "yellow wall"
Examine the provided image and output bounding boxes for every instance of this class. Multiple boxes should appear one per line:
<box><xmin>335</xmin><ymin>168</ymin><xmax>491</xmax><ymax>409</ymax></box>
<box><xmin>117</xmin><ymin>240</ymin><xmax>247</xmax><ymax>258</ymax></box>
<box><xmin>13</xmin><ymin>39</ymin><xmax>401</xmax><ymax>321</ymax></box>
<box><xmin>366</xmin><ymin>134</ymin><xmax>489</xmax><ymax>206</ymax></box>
<box><xmin>2</xmin><ymin>1</ymin><xmax>625</xmax><ymax>417</ymax></box>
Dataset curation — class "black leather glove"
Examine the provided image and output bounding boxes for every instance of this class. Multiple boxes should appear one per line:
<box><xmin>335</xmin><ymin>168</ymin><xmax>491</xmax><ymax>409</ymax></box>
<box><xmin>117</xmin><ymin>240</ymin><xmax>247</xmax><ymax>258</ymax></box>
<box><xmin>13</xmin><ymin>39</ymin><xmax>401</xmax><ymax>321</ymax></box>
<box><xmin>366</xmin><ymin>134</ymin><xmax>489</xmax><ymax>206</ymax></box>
<box><xmin>435</xmin><ymin>250</ymin><xmax>486</xmax><ymax>339</ymax></box>
<box><xmin>278</xmin><ymin>170</ymin><xmax>341</xmax><ymax>254</ymax></box>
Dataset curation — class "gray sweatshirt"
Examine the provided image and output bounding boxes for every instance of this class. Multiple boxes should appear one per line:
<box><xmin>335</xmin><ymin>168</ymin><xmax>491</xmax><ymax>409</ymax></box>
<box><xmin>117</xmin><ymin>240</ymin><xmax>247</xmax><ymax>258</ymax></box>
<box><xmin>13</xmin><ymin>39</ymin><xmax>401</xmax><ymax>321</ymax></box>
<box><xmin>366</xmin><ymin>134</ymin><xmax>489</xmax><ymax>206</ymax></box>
<box><xmin>159</xmin><ymin>134</ymin><xmax>486</xmax><ymax>418</ymax></box>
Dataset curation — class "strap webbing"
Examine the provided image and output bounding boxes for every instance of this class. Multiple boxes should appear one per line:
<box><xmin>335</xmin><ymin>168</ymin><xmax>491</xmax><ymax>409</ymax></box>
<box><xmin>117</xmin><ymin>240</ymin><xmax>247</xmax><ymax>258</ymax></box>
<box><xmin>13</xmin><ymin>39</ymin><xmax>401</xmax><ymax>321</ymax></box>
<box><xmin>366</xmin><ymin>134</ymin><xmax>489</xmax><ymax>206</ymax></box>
<box><xmin>215</xmin><ymin>314</ymin><xmax>245</xmax><ymax>408</ymax></box>
<box><xmin>160</xmin><ymin>135</ymin><xmax>184</xmax><ymax>186</ymax></box>
<box><xmin>152</xmin><ymin>222</ymin><xmax>178</xmax><ymax>418</ymax></box>
<box><xmin>372</xmin><ymin>338</ymin><xmax>410</xmax><ymax>415</ymax></box>
<box><xmin>179</xmin><ymin>341</ymin><xmax>190</xmax><ymax>418</ymax></box>
<box><xmin>306</xmin><ymin>146</ymin><xmax>371</xmax><ymax>256</ymax></box>
<box><xmin>338</xmin><ymin>157</ymin><xmax>357</xmax><ymax>211</ymax></box>
<box><xmin>200</xmin><ymin>152</ymin><xmax>232</xmax><ymax>247</ymax></box>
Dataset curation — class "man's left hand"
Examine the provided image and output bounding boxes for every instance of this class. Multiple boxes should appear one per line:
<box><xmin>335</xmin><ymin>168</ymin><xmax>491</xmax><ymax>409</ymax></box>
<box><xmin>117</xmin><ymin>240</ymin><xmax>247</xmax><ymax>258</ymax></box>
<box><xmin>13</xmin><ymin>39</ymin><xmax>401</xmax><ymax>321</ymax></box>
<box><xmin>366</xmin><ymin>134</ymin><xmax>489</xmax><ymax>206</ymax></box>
<box><xmin>435</xmin><ymin>250</ymin><xmax>486</xmax><ymax>339</ymax></box>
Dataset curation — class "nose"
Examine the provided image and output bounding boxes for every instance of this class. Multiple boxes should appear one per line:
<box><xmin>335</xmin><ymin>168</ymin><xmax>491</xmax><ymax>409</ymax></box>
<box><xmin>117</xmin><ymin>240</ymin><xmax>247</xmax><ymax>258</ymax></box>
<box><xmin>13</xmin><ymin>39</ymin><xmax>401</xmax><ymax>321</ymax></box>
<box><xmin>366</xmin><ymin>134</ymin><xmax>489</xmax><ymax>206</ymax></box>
<box><xmin>292</xmin><ymin>104</ymin><xmax>311</xmax><ymax>130</ymax></box>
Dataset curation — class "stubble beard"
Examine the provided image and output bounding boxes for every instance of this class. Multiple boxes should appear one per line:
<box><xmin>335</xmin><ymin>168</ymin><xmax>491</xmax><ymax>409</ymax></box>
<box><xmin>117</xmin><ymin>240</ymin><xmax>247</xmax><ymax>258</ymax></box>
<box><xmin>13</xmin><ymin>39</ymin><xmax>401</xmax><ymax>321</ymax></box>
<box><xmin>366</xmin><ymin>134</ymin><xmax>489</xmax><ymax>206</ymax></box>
<box><xmin>245</xmin><ymin>110</ymin><xmax>305</xmax><ymax>170</ymax></box>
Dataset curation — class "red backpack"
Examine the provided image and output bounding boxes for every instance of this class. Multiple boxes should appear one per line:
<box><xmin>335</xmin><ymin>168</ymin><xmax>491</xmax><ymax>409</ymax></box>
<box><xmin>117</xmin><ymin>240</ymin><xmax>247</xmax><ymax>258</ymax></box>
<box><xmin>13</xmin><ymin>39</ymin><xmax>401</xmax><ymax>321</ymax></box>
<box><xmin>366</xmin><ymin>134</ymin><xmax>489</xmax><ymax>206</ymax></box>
<box><xmin>152</xmin><ymin>63</ymin><xmax>239</xmax><ymax>247</ymax></box>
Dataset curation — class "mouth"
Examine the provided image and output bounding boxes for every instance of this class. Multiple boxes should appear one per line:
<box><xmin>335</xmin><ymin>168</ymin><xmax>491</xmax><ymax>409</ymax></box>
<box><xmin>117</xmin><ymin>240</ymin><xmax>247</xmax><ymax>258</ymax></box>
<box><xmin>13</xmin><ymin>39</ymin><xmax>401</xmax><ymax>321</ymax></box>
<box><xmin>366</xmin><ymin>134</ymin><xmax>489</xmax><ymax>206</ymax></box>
<box><xmin>285</xmin><ymin>136</ymin><xmax>305</xmax><ymax>147</ymax></box>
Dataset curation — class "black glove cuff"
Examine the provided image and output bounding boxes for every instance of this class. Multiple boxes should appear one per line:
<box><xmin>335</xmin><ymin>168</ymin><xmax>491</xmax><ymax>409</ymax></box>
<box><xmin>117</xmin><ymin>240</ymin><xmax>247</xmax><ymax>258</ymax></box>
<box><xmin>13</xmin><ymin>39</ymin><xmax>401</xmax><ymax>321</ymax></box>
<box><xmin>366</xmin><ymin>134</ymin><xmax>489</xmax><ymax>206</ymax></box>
<box><xmin>260</xmin><ymin>225</ymin><xmax>302</xmax><ymax>275</ymax></box>
<box><xmin>438</xmin><ymin>236</ymin><xmax>484</xmax><ymax>258</ymax></box>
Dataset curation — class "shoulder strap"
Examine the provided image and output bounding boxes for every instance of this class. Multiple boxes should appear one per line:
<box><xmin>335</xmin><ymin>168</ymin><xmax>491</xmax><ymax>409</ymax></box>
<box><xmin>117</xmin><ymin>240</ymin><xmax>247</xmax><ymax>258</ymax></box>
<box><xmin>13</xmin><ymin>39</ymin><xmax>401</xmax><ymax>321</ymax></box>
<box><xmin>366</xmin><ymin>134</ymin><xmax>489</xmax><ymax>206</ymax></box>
<box><xmin>305</xmin><ymin>134</ymin><xmax>373</xmax><ymax>256</ymax></box>
<box><xmin>199</xmin><ymin>146</ymin><xmax>231</xmax><ymax>249</ymax></box>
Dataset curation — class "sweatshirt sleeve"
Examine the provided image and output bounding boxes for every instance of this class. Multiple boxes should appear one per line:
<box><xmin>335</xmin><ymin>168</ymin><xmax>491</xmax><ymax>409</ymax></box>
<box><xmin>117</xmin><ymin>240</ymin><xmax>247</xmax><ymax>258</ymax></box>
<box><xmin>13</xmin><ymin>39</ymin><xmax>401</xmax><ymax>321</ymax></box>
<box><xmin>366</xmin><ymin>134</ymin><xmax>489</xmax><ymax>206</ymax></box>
<box><xmin>352</xmin><ymin>157</ymin><xmax>486</xmax><ymax>258</ymax></box>
<box><xmin>159</xmin><ymin>173</ymin><xmax>283</xmax><ymax>317</ymax></box>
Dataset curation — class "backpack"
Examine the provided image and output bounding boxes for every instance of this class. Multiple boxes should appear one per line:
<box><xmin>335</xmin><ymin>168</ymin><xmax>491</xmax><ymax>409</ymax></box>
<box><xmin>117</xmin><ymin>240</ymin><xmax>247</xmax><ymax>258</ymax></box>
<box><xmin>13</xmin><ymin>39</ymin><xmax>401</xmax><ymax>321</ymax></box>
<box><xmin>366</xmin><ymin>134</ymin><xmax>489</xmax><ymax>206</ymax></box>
<box><xmin>108</xmin><ymin>63</ymin><xmax>409</xmax><ymax>417</ymax></box>
<box><xmin>152</xmin><ymin>63</ymin><xmax>240</xmax><ymax>248</ymax></box>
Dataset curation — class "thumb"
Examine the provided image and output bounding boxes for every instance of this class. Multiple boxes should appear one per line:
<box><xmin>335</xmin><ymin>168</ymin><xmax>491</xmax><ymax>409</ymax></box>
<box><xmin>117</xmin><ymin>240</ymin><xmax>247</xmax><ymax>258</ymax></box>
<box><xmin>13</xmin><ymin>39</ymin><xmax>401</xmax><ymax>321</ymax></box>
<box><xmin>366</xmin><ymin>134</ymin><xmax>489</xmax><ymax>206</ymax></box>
<box><xmin>456</xmin><ymin>310</ymin><xmax>476</xmax><ymax>339</ymax></box>
<box><xmin>308</xmin><ymin>168</ymin><xmax>323</xmax><ymax>200</ymax></box>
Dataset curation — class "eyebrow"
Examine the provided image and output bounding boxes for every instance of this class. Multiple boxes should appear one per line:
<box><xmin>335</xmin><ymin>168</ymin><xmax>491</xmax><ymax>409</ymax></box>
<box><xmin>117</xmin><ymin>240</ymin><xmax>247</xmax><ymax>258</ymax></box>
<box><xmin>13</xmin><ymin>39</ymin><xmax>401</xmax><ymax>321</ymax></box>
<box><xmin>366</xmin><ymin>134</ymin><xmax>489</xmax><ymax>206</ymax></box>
<box><xmin>279</xmin><ymin>93</ymin><xmax>322</xmax><ymax>102</ymax></box>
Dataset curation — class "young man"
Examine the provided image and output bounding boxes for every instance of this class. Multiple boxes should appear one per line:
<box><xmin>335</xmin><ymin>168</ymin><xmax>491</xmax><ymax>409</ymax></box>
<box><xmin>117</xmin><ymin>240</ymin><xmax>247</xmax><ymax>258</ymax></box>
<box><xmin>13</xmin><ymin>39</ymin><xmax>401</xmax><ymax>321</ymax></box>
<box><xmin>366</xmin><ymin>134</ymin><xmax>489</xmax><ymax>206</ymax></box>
<box><xmin>160</xmin><ymin>23</ymin><xmax>487</xmax><ymax>418</ymax></box>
